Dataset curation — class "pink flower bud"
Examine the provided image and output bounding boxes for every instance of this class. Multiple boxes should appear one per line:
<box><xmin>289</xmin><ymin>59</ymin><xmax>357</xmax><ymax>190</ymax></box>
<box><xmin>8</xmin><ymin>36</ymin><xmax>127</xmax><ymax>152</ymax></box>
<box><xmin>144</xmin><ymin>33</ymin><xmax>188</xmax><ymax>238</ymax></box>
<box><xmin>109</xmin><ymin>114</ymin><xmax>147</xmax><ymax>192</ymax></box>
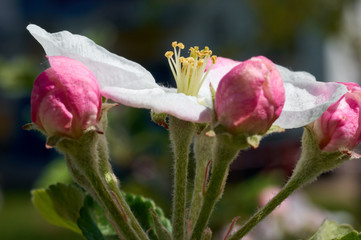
<box><xmin>311</xmin><ymin>82</ymin><xmax>361</xmax><ymax>152</ymax></box>
<box><xmin>215</xmin><ymin>56</ymin><xmax>285</xmax><ymax>135</ymax></box>
<box><xmin>31</xmin><ymin>56</ymin><xmax>102</xmax><ymax>139</ymax></box>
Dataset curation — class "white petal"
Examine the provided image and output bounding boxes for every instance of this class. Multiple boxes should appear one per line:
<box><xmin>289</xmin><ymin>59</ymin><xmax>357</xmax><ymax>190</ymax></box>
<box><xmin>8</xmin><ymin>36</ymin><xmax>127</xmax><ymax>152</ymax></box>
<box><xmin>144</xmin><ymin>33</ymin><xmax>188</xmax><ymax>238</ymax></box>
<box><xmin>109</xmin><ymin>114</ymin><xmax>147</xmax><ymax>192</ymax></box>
<box><xmin>26</xmin><ymin>24</ymin><xmax>158</xmax><ymax>90</ymax></box>
<box><xmin>274</xmin><ymin>65</ymin><xmax>348</xmax><ymax>129</ymax></box>
<box><xmin>102</xmin><ymin>87</ymin><xmax>213</xmax><ymax>123</ymax></box>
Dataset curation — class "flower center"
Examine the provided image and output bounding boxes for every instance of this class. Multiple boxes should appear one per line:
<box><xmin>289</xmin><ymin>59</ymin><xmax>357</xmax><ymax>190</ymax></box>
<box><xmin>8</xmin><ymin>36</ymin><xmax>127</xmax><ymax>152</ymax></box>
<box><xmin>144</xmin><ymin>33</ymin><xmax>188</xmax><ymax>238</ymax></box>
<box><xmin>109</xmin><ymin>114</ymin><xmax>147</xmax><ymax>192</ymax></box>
<box><xmin>165</xmin><ymin>41</ymin><xmax>217</xmax><ymax>96</ymax></box>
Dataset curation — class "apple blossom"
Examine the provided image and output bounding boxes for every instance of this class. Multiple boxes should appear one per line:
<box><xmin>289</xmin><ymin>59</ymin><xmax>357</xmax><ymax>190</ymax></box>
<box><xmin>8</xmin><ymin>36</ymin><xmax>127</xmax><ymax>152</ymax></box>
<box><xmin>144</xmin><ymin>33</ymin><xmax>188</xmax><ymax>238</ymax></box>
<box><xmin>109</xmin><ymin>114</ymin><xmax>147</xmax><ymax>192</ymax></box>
<box><xmin>31</xmin><ymin>56</ymin><xmax>102</xmax><ymax>139</ymax></box>
<box><xmin>27</xmin><ymin>24</ymin><xmax>347</xmax><ymax>128</ymax></box>
<box><xmin>311</xmin><ymin>82</ymin><xmax>361</xmax><ymax>152</ymax></box>
<box><xmin>215</xmin><ymin>56</ymin><xmax>285</xmax><ymax>135</ymax></box>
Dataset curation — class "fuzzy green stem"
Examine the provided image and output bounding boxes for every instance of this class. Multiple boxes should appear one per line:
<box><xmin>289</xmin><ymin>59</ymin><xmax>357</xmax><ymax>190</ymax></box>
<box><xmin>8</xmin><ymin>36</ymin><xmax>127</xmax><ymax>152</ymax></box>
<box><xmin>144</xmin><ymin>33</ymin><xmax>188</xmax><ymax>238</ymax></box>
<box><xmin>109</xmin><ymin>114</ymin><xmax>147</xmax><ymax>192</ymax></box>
<box><xmin>97</xmin><ymin>134</ymin><xmax>150</xmax><ymax>240</ymax></box>
<box><xmin>168</xmin><ymin>116</ymin><xmax>195</xmax><ymax>240</ymax></box>
<box><xmin>85</xmin><ymin>169</ymin><xmax>140</xmax><ymax>240</ymax></box>
<box><xmin>228</xmin><ymin>127</ymin><xmax>350</xmax><ymax>240</ymax></box>
<box><xmin>58</xmin><ymin>133</ymin><xmax>140</xmax><ymax>240</ymax></box>
<box><xmin>97</xmin><ymin>105</ymin><xmax>150</xmax><ymax>240</ymax></box>
<box><xmin>190</xmin><ymin>135</ymin><xmax>246</xmax><ymax>240</ymax></box>
<box><xmin>189</xmin><ymin>129</ymin><xmax>214</xmax><ymax>226</ymax></box>
<box><xmin>228</xmin><ymin>166</ymin><xmax>308</xmax><ymax>240</ymax></box>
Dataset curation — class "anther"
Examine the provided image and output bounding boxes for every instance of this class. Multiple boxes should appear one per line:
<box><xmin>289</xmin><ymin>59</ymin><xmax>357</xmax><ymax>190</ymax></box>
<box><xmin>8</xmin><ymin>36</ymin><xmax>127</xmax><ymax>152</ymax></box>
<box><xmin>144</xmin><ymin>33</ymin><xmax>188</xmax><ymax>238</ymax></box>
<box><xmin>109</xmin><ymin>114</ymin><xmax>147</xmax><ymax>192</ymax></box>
<box><xmin>178</xmin><ymin>43</ymin><xmax>185</xmax><ymax>49</ymax></box>
<box><xmin>187</xmin><ymin>57</ymin><xmax>195</xmax><ymax>64</ymax></box>
<box><xmin>172</xmin><ymin>41</ymin><xmax>178</xmax><ymax>48</ymax></box>
<box><xmin>212</xmin><ymin>55</ymin><xmax>217</xmax><ymax>64</ymax></box>
<box><xmin>165</xmin><ymin>51</ymin><xmax>174</xmax><ymax>59</ymax></box>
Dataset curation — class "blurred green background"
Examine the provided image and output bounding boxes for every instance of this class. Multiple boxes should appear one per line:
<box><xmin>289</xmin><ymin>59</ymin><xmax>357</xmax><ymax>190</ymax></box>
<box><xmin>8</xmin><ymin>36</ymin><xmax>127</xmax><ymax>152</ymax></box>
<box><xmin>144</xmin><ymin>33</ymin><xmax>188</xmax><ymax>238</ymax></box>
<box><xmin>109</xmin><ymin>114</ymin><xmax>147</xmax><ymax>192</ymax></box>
<box><xmin>1</xmin><ymin>0</ymin><xmax>361</xmax><ymax>239</ymax></box>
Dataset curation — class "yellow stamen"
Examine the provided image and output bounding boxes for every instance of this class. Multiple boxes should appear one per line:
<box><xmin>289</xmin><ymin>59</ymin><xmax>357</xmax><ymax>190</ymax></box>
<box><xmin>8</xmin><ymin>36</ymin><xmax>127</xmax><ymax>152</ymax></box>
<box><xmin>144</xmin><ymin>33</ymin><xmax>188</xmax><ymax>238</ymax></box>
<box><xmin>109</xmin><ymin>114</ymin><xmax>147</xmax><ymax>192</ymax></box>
<box><xmin>211</xmin><ymin>55</ymin><xmax>217</xmax><ymax>64</ymax></box>
<box><xmin>165</xmin><ymin>51</ymin><xmax>174</xmax><ymax>59</ymax></box>
<box><xmin>197</xmin><ymin>60</ymin><xmax>204</xmax><ymax>67</ymax></box>
<box><xmin>165</xmin><ymin>42</ymin><xmax>217</xmax><ymax>96</ymax></box>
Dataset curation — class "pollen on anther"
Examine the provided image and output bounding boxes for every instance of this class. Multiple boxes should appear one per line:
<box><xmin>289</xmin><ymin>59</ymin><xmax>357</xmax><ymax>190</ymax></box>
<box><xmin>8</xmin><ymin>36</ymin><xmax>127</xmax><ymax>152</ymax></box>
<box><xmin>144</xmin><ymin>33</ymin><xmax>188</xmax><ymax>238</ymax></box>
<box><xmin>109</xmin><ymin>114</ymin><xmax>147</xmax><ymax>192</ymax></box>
<box><xmin>187</xmin><ymin>57</ymin><xmax>195</xmax><ymax>64</ymax></box>
<box><xmin>211</xmin><ymin>55</ymin><xmax>217</xmax><ymax>64</ymax></box>
<box><xmin>172</xmin><ymin>41</ymin><xmax>178</xmax><ymax>48</ymax></box>
<box><xmin>178</xmin><ymin>43</ymin><xmax>185</xmax><ymax>49</ymax></box>
<box><xmin>165</xmin><ymin>51</ymin><xmax>174</xmax><ymax>59</ymax></box>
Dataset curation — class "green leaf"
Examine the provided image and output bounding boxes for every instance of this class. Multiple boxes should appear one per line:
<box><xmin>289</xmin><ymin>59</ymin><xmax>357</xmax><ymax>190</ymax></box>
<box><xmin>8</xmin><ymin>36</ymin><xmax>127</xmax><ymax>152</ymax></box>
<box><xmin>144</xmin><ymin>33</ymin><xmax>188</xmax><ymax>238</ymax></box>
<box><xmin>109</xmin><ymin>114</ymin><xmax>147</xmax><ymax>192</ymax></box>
<box><xmin>308</xmin><ymin>220</ymin><xmax>356</xmax><ymax>240</ymax></box>
<box><xmin>77</xmin><ymin>197</ymin><xmax>105</xmax><ymax>240</ymax></box>
<box><xmin>85</xmin><ymin>196</ymin><xmax>117</xmax><ymax>237</ymax></box>
<box><xmin>335</xmin><ymin>231</ymin><xmax>361</xmax><ymax>240</ymax></box>
<box><xmin>31</xmin><ymin>183</ymin><xmax>86</xmax><ymax>233</ymax></box>
<box><xmin>124</xmin><ymin>192</ymin><xmax>172</xmax><ymax>240</ymax></box>
<box><xmin>149</xmin><ymin>208</ymin><xmax>172</xmax><ymax>240</ymax></box>
<box><xmin>81</xmin><ymin>192</ymin><xmax>171</xmax><ymax>239</ymax></box>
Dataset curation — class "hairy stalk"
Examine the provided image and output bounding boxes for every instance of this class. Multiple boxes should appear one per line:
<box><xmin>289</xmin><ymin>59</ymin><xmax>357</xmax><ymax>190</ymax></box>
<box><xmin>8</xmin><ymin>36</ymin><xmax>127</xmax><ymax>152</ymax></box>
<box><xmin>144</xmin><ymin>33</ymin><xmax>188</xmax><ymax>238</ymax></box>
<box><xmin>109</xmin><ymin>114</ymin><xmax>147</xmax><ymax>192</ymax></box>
<box><xmin>168</xmin><ymin>116</ymin><xmax>195</xmax><ymax>240</ymax></box>
<box><xmin>58</xmin><ymin>132</ymin><xmax>140</xmax><ymax>240</ymax></box>
<box><xmin>190</xmin><ymin>135</ymin><xmax>247</xmax><ymax>240</ymax></box>
<box><xmin>188</xmin><ymin>128</ymin><xmax>214</xmax><ymax>226</ymax></box>
<box><xmin>97</xmin><ymin>104</ymin><xmax>150</xmax><ymax>240</ymax></box>
<box><xmin>228</xmin><ymin>127</ymin><xmax>350</xmax><ymax>240</ymax></box>
<box><xmin>97</xmin><ymin>134</ymin><xmax>150</xmax><ymax>240</ymax></box>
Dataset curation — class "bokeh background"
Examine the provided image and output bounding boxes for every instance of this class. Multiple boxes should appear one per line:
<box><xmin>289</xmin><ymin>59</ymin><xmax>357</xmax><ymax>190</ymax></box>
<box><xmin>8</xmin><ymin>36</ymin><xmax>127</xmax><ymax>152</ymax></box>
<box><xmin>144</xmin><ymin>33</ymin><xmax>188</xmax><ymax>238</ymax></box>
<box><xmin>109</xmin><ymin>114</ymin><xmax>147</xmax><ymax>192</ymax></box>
<box><xmin>1</xmin><ymin>0</ymin><xmax>361</xmax><ymax>239</ymax></box>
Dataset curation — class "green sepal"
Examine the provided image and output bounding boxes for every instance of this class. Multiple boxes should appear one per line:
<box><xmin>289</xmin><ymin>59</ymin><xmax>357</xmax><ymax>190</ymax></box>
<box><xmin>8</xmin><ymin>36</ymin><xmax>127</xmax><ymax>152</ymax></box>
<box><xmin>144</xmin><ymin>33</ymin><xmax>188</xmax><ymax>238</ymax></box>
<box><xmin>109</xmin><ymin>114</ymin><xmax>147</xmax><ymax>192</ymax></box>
<box><xmin>124</xmin><ymin>192</ymin><xmax>172</xmax><ymax>240</ymax></box>
<box><xmin>308</xmin><ymin>219</ymin><xmax>357</xmax><ymax>240</ymax></box>
<box><xmin>46</xmin><ymin>135</ymin><xmax>63</xmax><ymax>148</ymax></box>
<box><xmin>77</xmin><ymin>197</ymin><xmax>105</xmax><ymax>240</ymax></box>
<box><xmin>195</xmin><ymin>123</ymin><xmax>208</xmax><ymax>134</ymax></box>
<box><xmin>246</xmin><ymin>125</ymin><xmax>284</xmax><ymax>149</ymax></box>
<box><xmin>266</xmin><ymin>125</ymin><xmax>285</xmax><ymax>134</ymax></box>
<box><xmin>149</xmin><ymin>208</ymin><xmax>172</xmax><ymax>240</ymax></box>
<box><xmin>210</xmin><ymin>82</ymin><xmax>217</xmax><ymax>121</ymax></box>
<box><xmin>246</xmin><ymin>135</ymin><xmax>262</xmax><ymax>149</ymax></box>
<box><xmin>150</xmin><ymin>110</ymin><xmax>168</xmax><ymax>128</ymax></box>
<box><xmin>31</xmin><ymin>183</ymin><xmax>86</xmax><ymax>233</ymax></box>
<box><xmin>97</xmin><ymin>102</ymin><xmax>118</xmax><ymax>133</ymax></box>
<box><xmin>22</xmin><ymin>122</ymin><xmax>40</xmax><ymax>131</ymax></box>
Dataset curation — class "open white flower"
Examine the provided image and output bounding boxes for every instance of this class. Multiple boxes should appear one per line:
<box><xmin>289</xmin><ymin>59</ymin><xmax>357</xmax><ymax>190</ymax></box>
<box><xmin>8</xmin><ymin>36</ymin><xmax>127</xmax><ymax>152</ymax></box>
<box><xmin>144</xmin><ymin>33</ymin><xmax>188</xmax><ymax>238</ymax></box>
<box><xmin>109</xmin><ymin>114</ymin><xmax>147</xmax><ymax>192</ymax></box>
<box><xmin>27</xmin><ymin>24</ymin><xmax>347</xmax><ymax>128</ymax></box>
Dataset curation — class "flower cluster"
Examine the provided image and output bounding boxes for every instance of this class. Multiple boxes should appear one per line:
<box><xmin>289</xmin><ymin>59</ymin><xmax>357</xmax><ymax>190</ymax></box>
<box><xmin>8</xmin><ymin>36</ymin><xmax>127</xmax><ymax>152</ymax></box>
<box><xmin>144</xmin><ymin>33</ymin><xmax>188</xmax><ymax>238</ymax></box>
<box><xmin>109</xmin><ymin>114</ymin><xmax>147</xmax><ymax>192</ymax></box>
<box><xmin>27</xmin><ymin>24</ymin><xmax>347</xmax><ymax>130</ymax></box>
<box><xmin>26</xmin><ymin>24</ymin><xmax>361</xmax><ymax>240</ymax></box>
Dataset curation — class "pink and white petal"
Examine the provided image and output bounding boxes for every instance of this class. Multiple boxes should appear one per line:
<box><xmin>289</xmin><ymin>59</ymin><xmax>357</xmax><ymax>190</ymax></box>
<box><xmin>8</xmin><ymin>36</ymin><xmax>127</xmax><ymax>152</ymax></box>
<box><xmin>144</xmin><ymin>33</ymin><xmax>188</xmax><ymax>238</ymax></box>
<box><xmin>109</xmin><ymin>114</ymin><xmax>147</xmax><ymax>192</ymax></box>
<box><xmin>102</xmin><ymin>87</ymin><xmax>213</xmax><ymax>123</ymax></box>
<box><xmin>205</xmin><ymin>56</ymin><xmax>240</xmax><ymax>71</ymax></box>
<box><xmin>27</xmin><ymin>24</ymin><xmax>158</xmax><ymax>90</ymax></box>
<box><xmin>274</xmin><ymin>65</ymin><xmax>348</xmax><ymax>129</ymax></box>
<box><xmin>198</xmin><ymin>63</ymin><xmax>241</xmax><ymax>103</ymax></box>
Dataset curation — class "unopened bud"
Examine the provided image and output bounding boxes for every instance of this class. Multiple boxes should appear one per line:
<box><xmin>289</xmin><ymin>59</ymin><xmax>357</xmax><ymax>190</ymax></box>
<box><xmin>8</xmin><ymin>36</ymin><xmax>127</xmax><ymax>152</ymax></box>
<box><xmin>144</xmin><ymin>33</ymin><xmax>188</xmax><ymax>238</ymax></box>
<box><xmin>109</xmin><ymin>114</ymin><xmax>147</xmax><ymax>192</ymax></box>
<box><xmin>31</xmin><ymin>56</ymin><xmax>102</xmax><ymax>139</ymax></box>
